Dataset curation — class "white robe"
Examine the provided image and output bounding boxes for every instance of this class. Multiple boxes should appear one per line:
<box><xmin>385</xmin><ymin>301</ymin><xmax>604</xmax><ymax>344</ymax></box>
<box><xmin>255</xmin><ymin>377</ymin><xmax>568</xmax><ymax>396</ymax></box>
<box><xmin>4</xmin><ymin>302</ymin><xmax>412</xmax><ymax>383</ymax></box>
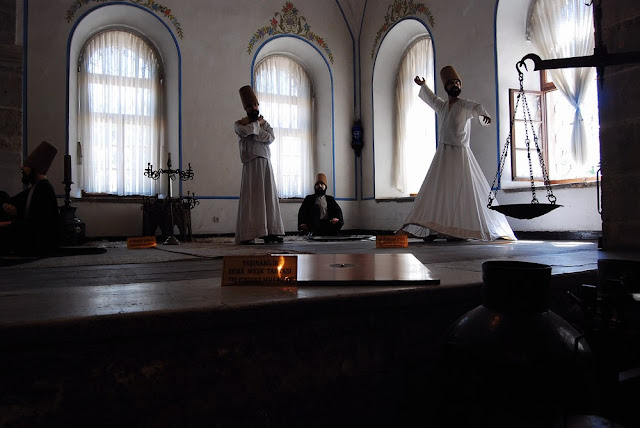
<box><xmin>234</xmin><ymin>119</ymin><xmax>284</xmax><ymax>243</ymax></box>
<box><xmin>401</xmin><ymin>84</ymin><xmax>516</xmax><ymax>241</ymax></box>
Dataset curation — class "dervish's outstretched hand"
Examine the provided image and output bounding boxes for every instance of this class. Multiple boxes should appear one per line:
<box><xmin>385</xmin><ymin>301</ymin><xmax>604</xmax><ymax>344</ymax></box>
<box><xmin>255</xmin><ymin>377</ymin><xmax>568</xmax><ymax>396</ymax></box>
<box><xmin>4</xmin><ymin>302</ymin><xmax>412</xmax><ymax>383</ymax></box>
<box><xmin>481</xmin><ymin>116</ymin><xmax>492</xmax><ymax>125</ymax></box>
<box><xmin>414</xmin><ymin>76</ymin><xmax>425</xmax><ymax>86</ymax></box>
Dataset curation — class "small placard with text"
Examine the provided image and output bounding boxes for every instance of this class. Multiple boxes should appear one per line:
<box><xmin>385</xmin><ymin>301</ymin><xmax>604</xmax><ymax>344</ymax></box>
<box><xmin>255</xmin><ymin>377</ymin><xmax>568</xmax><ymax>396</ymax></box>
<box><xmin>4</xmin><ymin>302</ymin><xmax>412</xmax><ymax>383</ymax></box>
<box><xmin>222</xmin><ymin>255</ymin><xmax>298</xmax><ymax>286</ymax></box>
<box><xmin>376</xmin><ymin>235</ymin><xmax>408</xmax><ymax>248</ymax></box>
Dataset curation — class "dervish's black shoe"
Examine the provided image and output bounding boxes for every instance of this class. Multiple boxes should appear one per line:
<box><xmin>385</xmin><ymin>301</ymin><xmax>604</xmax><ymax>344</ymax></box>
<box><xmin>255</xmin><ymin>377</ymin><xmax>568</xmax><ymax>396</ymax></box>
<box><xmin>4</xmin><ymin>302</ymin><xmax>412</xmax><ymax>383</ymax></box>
<box><xmin>423</xmin><ymin>235</ymin><xmax>438</xmax><ymax>242</ymax></box>
<box><xmin>261</xmin><ymin>235</ymin><xmax>284</xmax><ymax>243</ymax></box>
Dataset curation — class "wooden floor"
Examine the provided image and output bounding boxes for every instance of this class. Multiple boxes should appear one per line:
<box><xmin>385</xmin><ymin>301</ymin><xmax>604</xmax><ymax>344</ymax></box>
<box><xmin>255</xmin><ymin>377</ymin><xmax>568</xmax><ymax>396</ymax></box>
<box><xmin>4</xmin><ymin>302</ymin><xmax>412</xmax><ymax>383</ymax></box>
<box><xmin>0</xmin><ymin>238</ymin><xmax>623</xmax><ymax>327</ymax></box>
<box><xmin>1</xmin><ymin>237</ymin><xmax>639</xmax><ymax>427</ymax></box>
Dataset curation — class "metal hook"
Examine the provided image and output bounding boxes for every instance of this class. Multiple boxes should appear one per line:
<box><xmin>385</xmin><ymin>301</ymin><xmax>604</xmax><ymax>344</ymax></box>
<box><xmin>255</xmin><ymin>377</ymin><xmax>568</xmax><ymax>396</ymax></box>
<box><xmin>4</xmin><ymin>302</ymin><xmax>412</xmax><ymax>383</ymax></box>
<box><xmin>517</xmin><ymin>53</ymin><xmax>542</xmax><ymax>74</ymax></box>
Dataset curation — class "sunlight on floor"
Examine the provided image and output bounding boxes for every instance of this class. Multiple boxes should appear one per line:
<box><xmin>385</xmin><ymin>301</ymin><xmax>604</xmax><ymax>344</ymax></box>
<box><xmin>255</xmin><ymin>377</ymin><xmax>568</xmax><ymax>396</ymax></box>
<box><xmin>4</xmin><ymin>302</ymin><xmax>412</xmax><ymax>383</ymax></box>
<box><xmin>551</xmin><ymin>242</ymin><xmax>596</xmax><ymax>248</ymax></box>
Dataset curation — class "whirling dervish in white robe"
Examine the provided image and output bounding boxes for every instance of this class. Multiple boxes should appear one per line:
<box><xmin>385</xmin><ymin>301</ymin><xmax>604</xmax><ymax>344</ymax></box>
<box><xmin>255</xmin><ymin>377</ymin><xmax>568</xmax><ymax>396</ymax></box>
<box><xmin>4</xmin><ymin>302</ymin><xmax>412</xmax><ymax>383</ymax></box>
<box><xmin>400</xmin><ymin>66</ymin><xmax>516</xmax><ymax>241</ymax></box>
<box><xmin>234</xmin><ymin>118</ymin><xmax>285</xmax><ymax>244</ymax></box>
<box><xmin>234</xmin><ymin>85</ymin><xmax>284</xmax><ymax>244</ymax></box>
<box><xmin>235</xmin><ymin>120</ymin><xmax>284</xmax><ymax>244</ymax></box>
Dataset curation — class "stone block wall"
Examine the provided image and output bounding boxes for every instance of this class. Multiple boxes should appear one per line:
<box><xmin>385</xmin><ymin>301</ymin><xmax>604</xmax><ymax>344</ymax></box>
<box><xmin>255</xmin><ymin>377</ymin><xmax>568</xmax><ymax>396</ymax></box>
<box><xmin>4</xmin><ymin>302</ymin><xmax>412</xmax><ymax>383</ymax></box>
<box><xmin>0</xmin><ymin>0</ymin><xmax>23</xmax><ymax>196</ymax></box>
<box><xmin>600</xmin><ymin>1</ymin><xmax>640</xmax><ymax>250</ymax></box>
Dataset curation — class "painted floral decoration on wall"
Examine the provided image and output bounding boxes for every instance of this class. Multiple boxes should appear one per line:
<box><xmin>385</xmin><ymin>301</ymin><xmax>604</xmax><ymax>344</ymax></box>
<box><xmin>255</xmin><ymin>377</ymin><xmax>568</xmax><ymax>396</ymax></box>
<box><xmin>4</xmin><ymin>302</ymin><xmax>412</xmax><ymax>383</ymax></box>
<box><xmin>247</xmin><ymin>2</ymin><xmax>334</xmax><ymax>64</ymax></box>
<box><xmin>371</xmin><ymin>0</ymin><xmax>434</xmax><ymax>59</ymax></box>
<box><xmin>65</xmin><ymin>0</ymin><xmax>184</xmax><ymax>39</ymax></box>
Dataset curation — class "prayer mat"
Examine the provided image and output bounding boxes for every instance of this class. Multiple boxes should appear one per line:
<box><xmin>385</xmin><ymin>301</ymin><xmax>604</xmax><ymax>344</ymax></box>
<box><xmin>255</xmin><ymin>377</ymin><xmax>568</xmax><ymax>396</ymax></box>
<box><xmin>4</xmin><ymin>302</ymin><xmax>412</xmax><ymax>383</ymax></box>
<box><xmin>1</xmin><ymin>242</ymin><xmax>313</xmax><ymax>270</ymax></box>
<box><xmin>307</xmin><ymin>234</ymin><xmax>373</xmax><ymax>242</ymax></box>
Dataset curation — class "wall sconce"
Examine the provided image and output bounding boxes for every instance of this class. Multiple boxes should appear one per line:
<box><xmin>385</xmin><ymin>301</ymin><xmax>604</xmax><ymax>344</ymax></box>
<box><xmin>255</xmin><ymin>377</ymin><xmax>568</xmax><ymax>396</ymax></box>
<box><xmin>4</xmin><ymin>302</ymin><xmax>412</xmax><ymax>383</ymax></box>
<box><xmin>351</xmin><ymin>120</ymin><xmax>363</xmax><ymax>157</ymax></box>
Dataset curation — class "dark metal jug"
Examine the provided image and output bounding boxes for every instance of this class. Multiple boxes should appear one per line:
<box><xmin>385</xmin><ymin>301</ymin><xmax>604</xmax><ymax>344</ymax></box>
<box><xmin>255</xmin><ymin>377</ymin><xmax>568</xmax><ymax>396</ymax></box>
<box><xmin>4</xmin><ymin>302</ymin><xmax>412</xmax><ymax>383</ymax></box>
<box><xmin>439</xmin><ymin>261</ymin><xmax>594</xmax><ymax>426</ymax></box>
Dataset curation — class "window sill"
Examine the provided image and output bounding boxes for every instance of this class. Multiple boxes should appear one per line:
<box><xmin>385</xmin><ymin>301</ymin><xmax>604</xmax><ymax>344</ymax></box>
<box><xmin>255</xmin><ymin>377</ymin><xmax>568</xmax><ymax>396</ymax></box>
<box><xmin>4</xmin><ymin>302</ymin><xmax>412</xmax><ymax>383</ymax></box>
<box><xmin>373</xmin><ymin>181</ymin><xmax>595</xmax><ymax>202</ymax></box>
<box><xmin>502</xmin><ymin>180</ymin><xmax>596</xmax><ymax>193</ymax></box>
<box><xmin>78</xmin><ymin>195</ymin><xmax>148</xmax><ymax>203</ymax></box>
<box><xmin>78</xmin><ymin>196</ymin><xmax>306</xmax><ymax>203</ymax></box>
<box><xmin>375</xmin><ymin>197</ymin><xmax>415</xmax><ymax>203</ymax></box>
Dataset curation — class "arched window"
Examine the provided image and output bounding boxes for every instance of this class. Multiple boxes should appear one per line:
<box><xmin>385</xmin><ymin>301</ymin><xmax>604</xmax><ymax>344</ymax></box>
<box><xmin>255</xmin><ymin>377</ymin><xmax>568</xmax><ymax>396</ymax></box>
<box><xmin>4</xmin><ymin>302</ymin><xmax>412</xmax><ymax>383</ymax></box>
<box><xmin>393</xmin><ymin>36</ymin><xmax>436</xmax><ymax>194</ymax></box>
<box><xmin>78</xmin><ymin>29</ymin><xmax>163</xmax><ymax>196</ymax></box>
<box><xmin>254</xmin><ymin>55</ymin><xmax>314</xmax><ymax>198</ymax></box>
<box><xmin>521</xmin><ymin>0</ymin><xmax>599</xmax><ymax>181</ymax></box>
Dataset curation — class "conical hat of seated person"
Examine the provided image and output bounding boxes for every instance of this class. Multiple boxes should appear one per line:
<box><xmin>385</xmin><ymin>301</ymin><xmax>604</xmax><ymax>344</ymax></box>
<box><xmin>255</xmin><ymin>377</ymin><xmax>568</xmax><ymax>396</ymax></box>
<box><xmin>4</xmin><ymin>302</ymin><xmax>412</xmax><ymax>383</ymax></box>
<box><xmin>239</xmin><ymin>85</ymin><xmax>259</xmax><ymax>109</ymax></box>
<box><xmin>440</xmin><ymin>65</ymin><xmax>462</xmax><ymax>87</ymax></box>
<box><xmin>24</xmin><ymin>141</ymin><xmax>58</xmax><ymax>175</ymax></box>
<box><xmin>315</xmin><ymin>173</ymin><xmax>327</xmax><ymax>186</ymax></box>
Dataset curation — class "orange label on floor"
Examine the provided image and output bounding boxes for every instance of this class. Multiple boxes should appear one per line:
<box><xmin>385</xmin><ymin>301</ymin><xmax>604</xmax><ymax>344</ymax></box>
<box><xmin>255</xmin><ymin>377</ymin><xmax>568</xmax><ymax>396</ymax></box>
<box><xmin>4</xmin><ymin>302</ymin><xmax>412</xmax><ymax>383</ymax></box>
<box><xmin>222</xmin><ymin>255</ymin><xmax>298</xmax><ymax>285</ymax></box>
<box><xmin>127</xmin><ymin>236</ymin><xmax>157</xmax><ymax>249</ymax></box>
<box><xmin>376</xmin><ymin>235</ymin><xmax>408</xmax><ymax>248</ymax></box>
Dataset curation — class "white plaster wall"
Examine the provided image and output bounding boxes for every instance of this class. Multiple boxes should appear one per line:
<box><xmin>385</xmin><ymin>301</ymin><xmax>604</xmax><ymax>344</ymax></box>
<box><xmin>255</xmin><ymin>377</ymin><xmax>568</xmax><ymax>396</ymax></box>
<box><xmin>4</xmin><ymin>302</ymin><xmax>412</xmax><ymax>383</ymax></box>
<box><xmin>372</xmin><ymin>19</ymin><xmax>435</xmax><ymax>199</ymax></box>
<box><xmin>17</xmin><ymin>0</ymin><xmax>602</xmax><ymax>237</ymax></box>
<box><xmin>358</xmin><ymin>0</ymin><xmax>602</xmax><ymax>232</ymax></box>
<box><xmin>24</xmin><ymin>0</ymin><xmax>355</xmax><ymax>237</ymax></box>
<box><xmin>361</xmin><ymin>1</ymin><xmax>501</xmax><ymax>194</ymax></box>
<box><xmin>494</xmin><ymin>0</ymin><xmax>602</xmax><ymax>231</ymax></box>
<box><xmin>360</xmin><ymin>0</ymin><xmax>501</xmax><ymax>230</ymax></box>
<box><xmin>497</xmin><ymin>185</ymin><xmax>601</xmax><ymax>232</ymax></box>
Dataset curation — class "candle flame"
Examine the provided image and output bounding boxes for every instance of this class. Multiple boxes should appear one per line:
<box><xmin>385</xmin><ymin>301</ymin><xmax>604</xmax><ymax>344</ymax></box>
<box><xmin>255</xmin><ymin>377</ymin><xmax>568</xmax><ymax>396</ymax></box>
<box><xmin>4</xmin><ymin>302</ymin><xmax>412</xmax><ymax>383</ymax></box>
<box><xmin>277</xmin><ymin>256</ymin><xmax>286</xmax><ymax>279</ymax></box>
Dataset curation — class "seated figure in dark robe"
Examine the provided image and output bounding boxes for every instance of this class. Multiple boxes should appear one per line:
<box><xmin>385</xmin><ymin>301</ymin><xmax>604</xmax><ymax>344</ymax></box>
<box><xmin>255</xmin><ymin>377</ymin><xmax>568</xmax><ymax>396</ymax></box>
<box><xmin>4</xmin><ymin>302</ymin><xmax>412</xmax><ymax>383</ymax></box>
<box><xmin>1</xmin><ymin>141</ymin><xmax>60</xmax><ymax>256</ymax></box>
<box><xmin>298</xmin><ymin>173</ymin><xmax>344</xmax><ymax>236</ymax></box>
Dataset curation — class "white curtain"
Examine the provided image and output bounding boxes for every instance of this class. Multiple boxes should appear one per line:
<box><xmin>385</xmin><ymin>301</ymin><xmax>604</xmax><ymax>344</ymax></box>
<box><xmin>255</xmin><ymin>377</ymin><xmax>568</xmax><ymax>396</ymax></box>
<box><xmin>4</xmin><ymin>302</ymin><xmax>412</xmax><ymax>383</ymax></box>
<box><xmin>254</xmin><ymin>55</ymin><xmax>313</xmax><ymax>198</ymax></box>
<box><xmin>393</xmin><ymin>37</ymin><xmax>436</xmax><ymax>193</ymax></box>
<box><xmin>78</xmin><ymin>30</ymin><xmax>163</xmax><ymax>196</ymax></box>
<box><xmin>530</xmin><ymin>0</ymin><xmax>595</xmax><ymax>166</ymax></box>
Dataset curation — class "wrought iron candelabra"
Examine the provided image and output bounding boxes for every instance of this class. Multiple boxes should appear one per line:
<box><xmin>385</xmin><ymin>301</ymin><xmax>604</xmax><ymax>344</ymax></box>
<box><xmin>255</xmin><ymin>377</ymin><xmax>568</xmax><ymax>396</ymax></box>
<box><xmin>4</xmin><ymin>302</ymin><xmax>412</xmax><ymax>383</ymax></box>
<box><xmin>59</xmin><ymin>154</ymin><xmax>86</xmax><ymax>245</ymax></box>
<box><xmin>143</xmin><ymin>152</ymin><xmax>195</xmax><ymax>244</ymax></box>
<box><xmin>181</xmin><ymin>191</ymin><xmax>200</xmax><ymax>210</ymax></box>
<box><xmin>144</xmin><ymin>152</ymin><xmax>194</xmax><ymax>192</ymax></box>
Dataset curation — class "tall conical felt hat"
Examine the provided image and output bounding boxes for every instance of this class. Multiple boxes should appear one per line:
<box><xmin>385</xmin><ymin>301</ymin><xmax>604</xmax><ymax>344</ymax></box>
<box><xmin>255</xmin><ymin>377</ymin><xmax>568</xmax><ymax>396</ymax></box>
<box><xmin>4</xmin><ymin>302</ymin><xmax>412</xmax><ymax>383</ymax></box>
<box><xmin>315</xmin><ymin>173</ymin><xmax>327</xmax><ymax>186</ymax></box>
<box><xmin>24</xmin><ymin>141</ymin><xmax>58</xmax><ymax>175</ymax></box>
<box><xmin>440</xmin><ymin>65</ymin><xmax>462</xmax><ymax>86</ymax></box>
<box><xmin>239</xmin><ymin>85</ymin><xmax>259</xmax><ymax>109</ymax></box>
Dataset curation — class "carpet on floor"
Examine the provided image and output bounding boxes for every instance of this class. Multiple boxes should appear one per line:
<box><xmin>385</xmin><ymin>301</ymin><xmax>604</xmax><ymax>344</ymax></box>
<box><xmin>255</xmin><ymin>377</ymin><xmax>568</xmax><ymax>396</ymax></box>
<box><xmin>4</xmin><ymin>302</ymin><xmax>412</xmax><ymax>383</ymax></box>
<box><xmin>0</xmin><ymin>239</ymin><xmax>313</xmax><ymax>269</ymax></box>
<box><xmin>0</xmin><ymin>247</ymin><xmax>107</xmax><ymax>268</ymax></box>
<box><xmin>0</xmin><ymin>235</ymin><xmax>377</xmax><ymax>269</ymax></box>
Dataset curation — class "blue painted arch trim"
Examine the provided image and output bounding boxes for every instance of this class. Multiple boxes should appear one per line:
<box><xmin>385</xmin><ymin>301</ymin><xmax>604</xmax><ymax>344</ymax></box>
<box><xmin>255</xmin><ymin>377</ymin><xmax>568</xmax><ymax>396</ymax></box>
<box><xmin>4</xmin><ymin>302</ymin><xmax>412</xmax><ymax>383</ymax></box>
<box><xmin>369</xmin><ymin>16</ymin><xmax>436</xmax><ymax>200</ymax></box>
<box><xmin>64</xmin><ymin>1</ymin><xmax>184</xmax><ymax>193</ymax></box>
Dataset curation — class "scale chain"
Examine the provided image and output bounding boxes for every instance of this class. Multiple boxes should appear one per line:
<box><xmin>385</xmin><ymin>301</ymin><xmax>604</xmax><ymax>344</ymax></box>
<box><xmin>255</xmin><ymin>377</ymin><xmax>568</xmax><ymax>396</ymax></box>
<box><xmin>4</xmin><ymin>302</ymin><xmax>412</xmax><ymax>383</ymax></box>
<box><xmin>521</xmin><ymin>83</ymin><xmax>556</xmax><ymax>205</ymax></box>
<box><xmin>521</xmin><ymin>93</ymin><xmax>539</xmax><ymax>204</ymax></box>
<box><xmin>488</xmin><ymin>91</ymin><xmax>522</xmax><ymax>208</ymax></box>
<box><xmin>488</xmin><ymin>66</ymin><xmax>557</xmax><ymax>209</ymax></box>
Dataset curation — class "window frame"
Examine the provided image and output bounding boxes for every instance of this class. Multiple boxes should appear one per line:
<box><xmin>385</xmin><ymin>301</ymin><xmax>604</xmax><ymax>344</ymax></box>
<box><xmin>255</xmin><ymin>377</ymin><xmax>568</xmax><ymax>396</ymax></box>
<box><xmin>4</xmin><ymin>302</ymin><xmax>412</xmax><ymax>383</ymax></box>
<box><xmin>509</xmin><ymin>81</ymin><xmax>598</xmax><ymax>185</ymax></box>
<box><xmin>253</xmin><ymin>54</ymin><xmax>315</xmax><ymax>199</ymax></box>
<box><xmin>78</xmin><ymin>28</ymin><xmax>164</xmax><ymax>197</ymax></box>
<box><xmin>509</xmin><ymin>88</ymin><xmax>547</xmax><ymax>182</ymax></box>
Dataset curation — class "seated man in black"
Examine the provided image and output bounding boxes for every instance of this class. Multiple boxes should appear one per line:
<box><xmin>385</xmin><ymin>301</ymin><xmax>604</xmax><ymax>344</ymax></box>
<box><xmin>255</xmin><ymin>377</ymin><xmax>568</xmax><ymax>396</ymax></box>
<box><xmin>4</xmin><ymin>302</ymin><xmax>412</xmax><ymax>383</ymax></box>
<box><xmin>298</xmin><ymin>173</ymin><xmax>344</xmax><ymax>236</ymax></box>
<box><xmin>1</xmin><ymin>141</ymin><xmax>60</xmax><ymax>256</ymax></box>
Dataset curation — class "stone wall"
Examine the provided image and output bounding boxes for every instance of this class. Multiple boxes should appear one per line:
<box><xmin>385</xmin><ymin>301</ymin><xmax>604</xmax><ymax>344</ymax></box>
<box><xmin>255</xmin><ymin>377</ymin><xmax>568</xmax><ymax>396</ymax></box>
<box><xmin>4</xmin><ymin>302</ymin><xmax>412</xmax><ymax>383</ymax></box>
<box><xmin>600</xmin><ymin>0</ymin><xmax>640</xmax><ymax>250</ymax></box>
<box><xmin>0</xmin><ymin>0</ymin><xmax>23</xmax><ymax>196</ymax></box>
